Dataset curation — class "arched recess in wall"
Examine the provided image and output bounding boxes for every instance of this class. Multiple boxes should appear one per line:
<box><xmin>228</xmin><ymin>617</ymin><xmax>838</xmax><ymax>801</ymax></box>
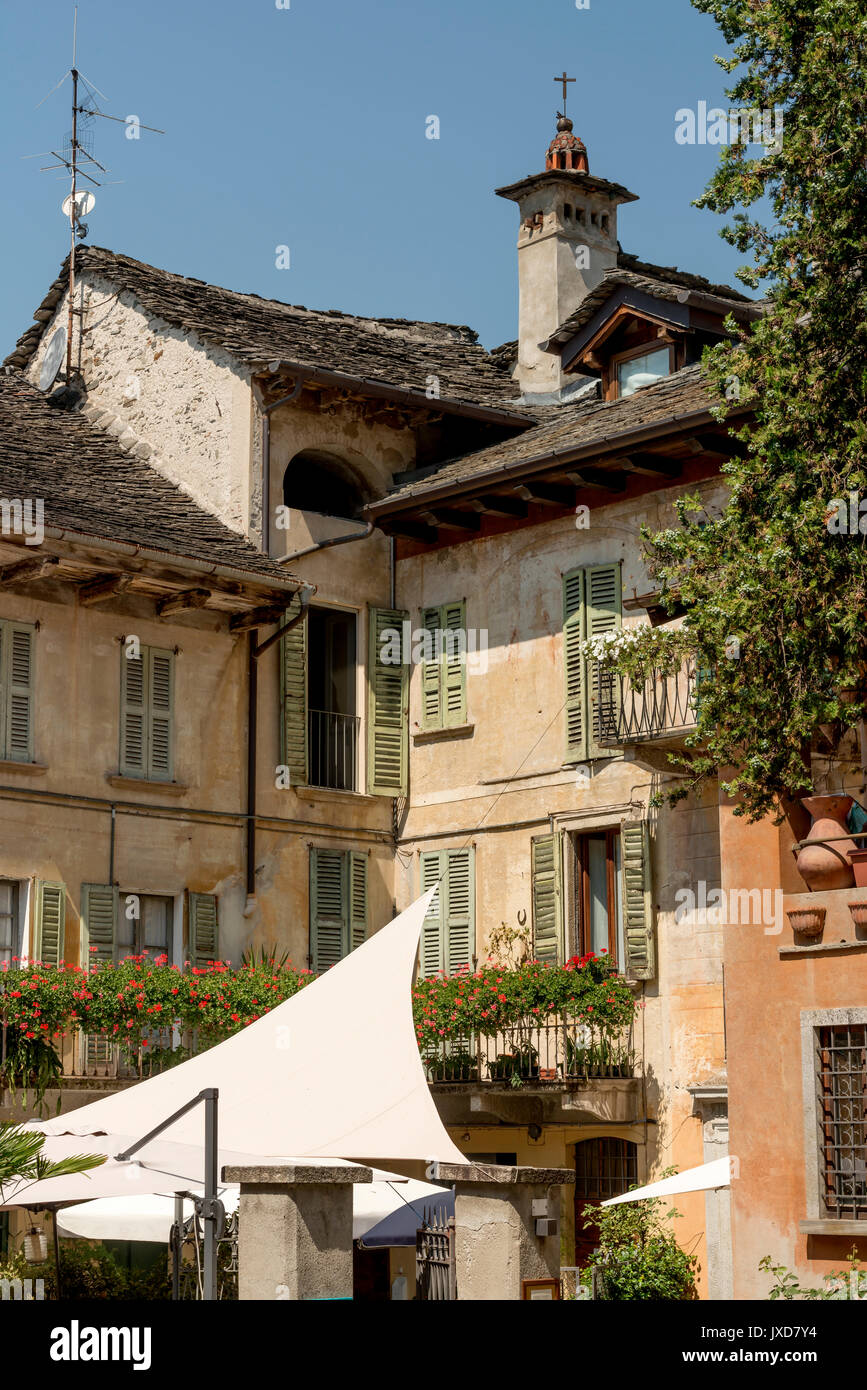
<box><xmin>282</xmin><ymin>449</ymin><xmax>367</xmax><ymax>520</ymax></box>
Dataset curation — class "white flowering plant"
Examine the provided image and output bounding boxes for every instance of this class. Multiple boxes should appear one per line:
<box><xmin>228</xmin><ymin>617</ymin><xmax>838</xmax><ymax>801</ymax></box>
<box><xmin>580</xmin><ymin>625</ymin><xmax>694</xmax><ymax>682</ymax></box>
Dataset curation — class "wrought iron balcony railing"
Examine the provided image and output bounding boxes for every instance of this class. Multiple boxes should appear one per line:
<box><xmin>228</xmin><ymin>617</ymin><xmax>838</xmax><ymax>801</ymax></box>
<box><xmin>422</xmin><ymin>1017</ymin><xmax>634</xmax><ymax>1085</ymax></box>
<box><xmin>308</xmin><ymin>708</ymin><xmax>359</xmax><ymax>791</ymax></box>
<box><xmin>595</xmin><ymin>659</ymin><xmax>699</xmax><ymax>747</ymax></box>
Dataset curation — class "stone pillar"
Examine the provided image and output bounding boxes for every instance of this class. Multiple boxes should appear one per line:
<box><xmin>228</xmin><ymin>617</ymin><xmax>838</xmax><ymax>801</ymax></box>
<box><xmin>688</xmin><ymin>1081</ymin><xmax>733</xmax><ymax>1301</ymax></box>
<box><xmin>430</xmin><ymin>1163</ymin><xmax>575</xmax><ymax>1300</ymax></box>
<box><xmin>222</xmin><ymin>1163</ymin><xmax>372</xmax><ymax>1301</ymax></box>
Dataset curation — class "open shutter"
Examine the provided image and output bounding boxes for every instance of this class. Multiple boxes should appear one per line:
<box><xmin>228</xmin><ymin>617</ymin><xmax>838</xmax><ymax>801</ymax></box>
<box><xmin>421</xmin><ymin>606</ymin><xmax>442</xmax><ymax>730</ymax></box>
<box><xmin>280</xmin><ymin>602</ymin><xmax>308</xmax><ymax>786</ymax></box>
<box><xmin>310</xmin><ymin>848</ymin><xmax>346</xmax><ymax>971</ymax></box>
<box><xmin>348</xmin><ymin>851</ymin><xmax>368</xmax><ymax>951</ymax></box>
<box><xmin>368</xmin><ymin>606</ymin><xmax>408</xmax><ymax>795</ymax></box>
<box><xmin>563</xmin><ymin>568</ymin><xmax>588</xmax><ymax>762</ymax></box>
<box><xmin>120</xmin><ymin>650</ymin><xmax>147</xmax><ymax>776</ymax></box>
<box><xmin>444</xmin><ymin>847</ymin><xmax>474</xmax><ymax>973</ymax></box>
<box><xmin>420</xmin><ymin>851</ymin><xmax>444</xmax><ymax>977</ymax></box>
<box><xmin>189</xmin><ymin>893</ymin><xmax>218</xmax><ymax>970</ymax></box>
<box><xmin>441</xmin><ymin>601</ymin><xmax>467</xmax><ymax>729</ymax></box>
<box><xmin>621</xmin><ymin>819</ymin><xmax>655</xmax><ymax>979</ymax></box>
<box><xmin>148</xmin><ymin>648</ymin><xmax>174</xmax><ymax>780</ymax></box>
<box><xmin>34</xmin><ymin>880</ymin><xmax>66</xmax><ymax>967</ymax></box>
<box><xmin>81</xmin><ymin>884</ymin><xmax>118</xmax><ymax>967</ymax></box>
<box><xmin>586</xmin><ymin>563</ymin><xmax>622</xmax><ymax>755</ymax></box>
<box><xmin>531</xmin><ymin>833</ymin><xmax>563</xmax><ymax>965</ymax></box>
<box><xmin>5</xmin><ymin>624</ymin><xmax>34</xmax><ymax>762</ymax></box>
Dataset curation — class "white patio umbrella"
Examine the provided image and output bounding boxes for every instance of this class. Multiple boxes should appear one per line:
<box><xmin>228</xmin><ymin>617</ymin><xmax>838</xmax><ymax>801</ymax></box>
<box><xmin>601</xmin><ymin>1156</ymin><xmax>733</xmax><ymax>1206</ymax></box>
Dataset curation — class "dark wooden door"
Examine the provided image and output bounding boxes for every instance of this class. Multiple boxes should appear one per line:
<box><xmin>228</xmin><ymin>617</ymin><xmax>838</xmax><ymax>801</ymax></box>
<box><xmin>574</xmin><ymin>1137</ymin><xmax>638</xmax><ymax>1267</ymax></box>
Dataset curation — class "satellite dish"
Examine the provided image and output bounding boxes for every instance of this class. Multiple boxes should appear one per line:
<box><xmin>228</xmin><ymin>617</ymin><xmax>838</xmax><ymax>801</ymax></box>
<box><xmin>61</xmin><ymin>190</ymin><xmax>95</xmax><ymax>220</ymax></box>
<box><xmin>39</xmin><ymin>328</ymin><xmax>67</xmax><ymax>392</ymax></box>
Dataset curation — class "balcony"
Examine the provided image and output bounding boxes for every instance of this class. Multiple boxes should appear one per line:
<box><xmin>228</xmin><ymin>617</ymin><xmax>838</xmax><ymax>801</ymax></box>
<box><xmin>595</xmin><ymin>659</ymin><xmax>698</xmax><ymax>761</ymax></box>
<box><xmin>308</xmin><ymin>708</ymin><xmax>359</xmax><ymax>791</ymax></box>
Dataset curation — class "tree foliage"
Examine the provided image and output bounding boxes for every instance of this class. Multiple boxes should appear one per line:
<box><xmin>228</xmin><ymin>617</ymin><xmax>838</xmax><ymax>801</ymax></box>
<box><xmin>581</xmin><ymin>1175</ymin><xmax>700</xmax><ymax>1301</ymax></box>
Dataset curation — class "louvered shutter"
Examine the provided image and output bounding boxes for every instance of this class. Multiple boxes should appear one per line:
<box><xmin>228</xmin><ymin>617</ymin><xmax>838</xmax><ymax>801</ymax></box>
<box><xmin>148</xmin><ymin>648</ymin><xmax>174</xmax><ymax>780</ymax></box>
<box><xmin>280</xmin><ymin>601</ymin><xmax>308</xmax><ymax>786</ymax></box>
<box><xmin>81</xmin><ymin>884</ymin><xmax>118</xmax><ymax>966</ymax></box>
<box><xmin>444</xmin><ymin>847</ymin><xmax>473</xmax><ymax>973</ymax></box>
<box><xmin>189</xmin><ymin>893</ymin><xmax>219</xmax><ymax>970</ymax></box>
<box><xmin>368</xmin><ymin>606</ymin><xmax>408</xmax><ymax>795</ymax></box>
<box><xmin>621</xmin><ymin>819</ymin><xmax>655</xmax><ymax>979</ymax></box>
<box><xmin>563</xmin><ymin>568</ymin><xmax>588</xmax><ymax>762</ymax></box>
<box><xmin>4</xmin><ymin>624</ymin><xmax>34</xmax><ymax>762</ymax></box>
<box><xmin>420</xmin><ymin>851</ymin><xmax>445</xmax><ymax>977</ymax></box>
<box><xmin>348</xmin><ymin>851</ymin><xmax>368</xmax><ymax>951</ymax></box>
<box><xmin>442</xmin><ymin>601</ymin><xmax>467</xmax><ymax>729</ymax></box>
<box><xmin>120</xmin><ymin>650</ymin><xmax>147</xmax><ymax>776</ymax></box>
<box><xmin>531</xmin><ymin>833</ymin><xmax>563</xmax><ymax>964</ymax></box>
<box><xmin>310</xmin><ymin>848</ymin><xmax>346</xmax><ymax>971</ymax></box>
<box><xmin>34</xmin><ymin>880</ymin><xmax>66</xmax><ymax>967</ymax></box>
<box><xmin>586</xmin><ymin>564</ymin><xmax>622</xmax><ymax>755</ymax></box>
<box><xmin>421</xmin><ymin>606</ymin><xmax>443</xmax><ymax>729</ymax></box>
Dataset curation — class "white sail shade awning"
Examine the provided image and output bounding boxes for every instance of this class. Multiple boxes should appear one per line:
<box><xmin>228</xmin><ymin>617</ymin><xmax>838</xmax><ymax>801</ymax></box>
<box><xmin>601</xmin><ymin>1156</ymin><xmax>733</xmax><ymax>1206</ymax></box>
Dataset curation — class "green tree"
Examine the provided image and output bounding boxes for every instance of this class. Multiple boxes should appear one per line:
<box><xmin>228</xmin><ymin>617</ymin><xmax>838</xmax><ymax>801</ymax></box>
<box><xmin>581</xmin><ymin>1178</ymin><xmax>700</xmax><ymax>1301</ymax></box>
<box><xmin>642</xmin><ymin>0</ymin><xmax>867</xmax><ymax>820</ymax></box>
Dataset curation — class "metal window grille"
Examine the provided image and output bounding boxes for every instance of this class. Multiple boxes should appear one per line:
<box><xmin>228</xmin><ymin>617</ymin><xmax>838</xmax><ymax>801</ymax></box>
<box><xmin>575</xmin><ymin>1137</ymin><xmax>638</xmax><ymax>1200</ymax></box>
<box><xmin>817</xmin><ymin>1024</ymin><xmax>867</xmax><ymax>1221</ymax></box>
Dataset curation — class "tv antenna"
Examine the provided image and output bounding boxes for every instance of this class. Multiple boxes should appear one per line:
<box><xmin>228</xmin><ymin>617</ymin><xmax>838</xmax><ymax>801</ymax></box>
<box><xmin>25</xmin><ymin>6</ymin><xmax>165</xmax><ymax>383</ymax></box>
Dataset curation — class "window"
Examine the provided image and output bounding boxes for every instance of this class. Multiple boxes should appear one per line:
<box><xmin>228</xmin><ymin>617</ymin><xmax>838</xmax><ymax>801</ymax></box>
<box><xmin>419</xmin><ymin>848</ymin><xmax>474</xmax><ymax>977</ymax></box>
<box><xmin>420</xmin><ymin>601</ymin><xmax>467</xmax><ymax>731</ymax></box>
<box><xmin>574</xmin><ymin>829</ymin><xmax>624</xmax><ymax>964</ymax></box>
<box><xmin>563</xmin><ymin>563</ymin><xmax>622</xmax><ymax>762</ymax></box>
<box><xmin>81</xmin><ymin>886</ymin><xmax>216</xmax><ymax>969</ymax></box>
<box><xmin>0</xmin><ymin>620</ymin><xmax>35</xmax><ymax>762</ymax></box>
<box><xmin>120</xmin><ymin>645</ymin><xmax>174</xmax><ymax>781</ymax></box>
<box><xmin>117</xmin><ymin>894</ymin><xmax>173</xmax><ymax>962</ymax></box>
<box><xmin>0</xmin><ymin>880</ymin><xmax>20</xmax><ymax>965</ymax></box>
<box><xmin>574</xmin><ymin>1138</ymin><xmax>638</xmax><ymax>1266</ymax></box>
<box><xmin>817</xmin><ymin>1023</ymin><xmax>867</xmax><ymax>1222</ymax></box>
<box><xmin>615</xmin><ymin>346</ymin><xmax>671</xmax><ymax>399</ymax></box>
<box><xmin>307</xmin><ymin>606</ymin><xmax>358</xmax><ymax>791</ymax></box>
<box><xmin>309</xmin><ymin>847</ymin><xmax>368</xmax><ymax>971</ymax></box>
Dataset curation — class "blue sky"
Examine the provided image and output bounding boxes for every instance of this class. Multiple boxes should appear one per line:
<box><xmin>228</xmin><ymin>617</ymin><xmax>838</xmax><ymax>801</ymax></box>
<box><xmin>1</xmin><ymin>0</ymin><xmax>747</xmax><ymax>353</ymax></box>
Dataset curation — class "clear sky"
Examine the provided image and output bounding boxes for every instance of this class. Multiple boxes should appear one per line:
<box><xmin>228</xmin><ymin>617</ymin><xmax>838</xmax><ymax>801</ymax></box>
<box><xmin>1</xmin><ymin>0</ymin><xmax>747</xmax><ymax>354</ymax></box>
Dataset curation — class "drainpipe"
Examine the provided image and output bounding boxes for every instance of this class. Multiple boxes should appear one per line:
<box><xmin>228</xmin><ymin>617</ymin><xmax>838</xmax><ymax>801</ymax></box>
<box><xmin>255</xmin><ymin>377</ymin><xmax>305</xmax><ymax>555</ymax></box>
<box><xmin>277</xmin><ymin>520</ymin><xmax>373</xmax><ymax>564</ymax></box>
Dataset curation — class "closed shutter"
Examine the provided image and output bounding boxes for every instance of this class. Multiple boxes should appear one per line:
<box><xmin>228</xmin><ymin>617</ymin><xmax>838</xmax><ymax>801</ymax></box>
<box><xmin>189</xmin><ymin>893</ymin><xmax>218</xmax><ymax>970</ymax></box>
<box><xmin>441</xmin><ymin>601</ymin><xmax>467</xmax><ymax>729</ymax></box>
<box><xmin>120</xmin><ymin>650</ymin><xmax>147</xmax><ymax>776</ymax></box>
<box><xmin>348</xmin><ymin>851</ymin><xmax>368</xmax><ymax>951</ymax></box>
<box><xmin>81</xmin><ymin>884</ymin><xmax>118</xmax><ymax>967</ymax></box>
<box><xmin>420</xmin><ymin>851</ymin><xmax>444</xmax><ymax>977</ymax></box>
<box><xmin>148</xmin><ymin>648</ymin><xmax>174</xmax><ymax>779</ymax></box>
<box><xmin>621</xmin><ymin>819</ymin><xmax>655</xmax><ymax>979</ymax></box>
<box><xmin>368</xmin><ymin>606</ymin><xmax>409</xmax><ymax>795</ymax></box>
<box><xmin>421</xmin><ymin>606</ymin><xmax>443</xmax><ymax>729</ymax></box>
<box><xmin>34</xmin><ymin>880</ymin><xmax>66</xmax><ymax>967</ymax></box>
<box><xmin>419</xmin><ymin>848</ymin><xmax>474</xmax><ymax>976</ymax></box>
<box><xmin>563</xmin><ymin>568</ymin><xmax>588</xmax><ymax>762</ymax></box>
<box><xmin>531</xmin><ymin>833</ymin><xmax>563</xmax><ymax>964</ymax></box>
<box><xmin>310</xmin><ymin>848</ymin><xmax>346</xmax><ymax>971</ymax></box>
<box><xmin>280</xmin><ymin>600</ymin><xmax>308</xmax><ymax>786</ymax></box>
<box><xmin>4</xmin><ymin>625</ymin><xmax>35</xmax><ymax>762</ymax></box>
<box><xmin>586</xmin><ymin>564</ymin><xmax>622</xmax><ymax>755</ymax></box>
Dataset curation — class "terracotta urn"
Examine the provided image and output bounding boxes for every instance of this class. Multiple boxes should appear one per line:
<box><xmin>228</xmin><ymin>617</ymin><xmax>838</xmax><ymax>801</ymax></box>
<box><xmin>795</xmin><ymin>795</ymin><xmax>856</xmax><ymax>891</ymax></box>
<box><xmin>787</xmin><ymin>907</ymin><xmax>826</xmax><ymax>938</ymax></box>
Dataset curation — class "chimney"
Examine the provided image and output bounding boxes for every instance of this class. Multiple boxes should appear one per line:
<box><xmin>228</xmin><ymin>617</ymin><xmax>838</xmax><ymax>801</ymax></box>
<box><xmin>496</xmin><ymin>116</ymin><xmax>638</xmax><ymax>401</ymax></box>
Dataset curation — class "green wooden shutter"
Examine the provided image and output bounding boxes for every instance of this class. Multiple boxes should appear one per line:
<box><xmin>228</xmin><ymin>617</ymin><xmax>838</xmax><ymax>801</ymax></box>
<box><xmin>148</xmin><ymin>648</ymin><xmax>174</xmax><ymax>780</ymax></box>
<box><xmin>189</xmin><ymin>893</ymin><xmax>219</xmax><ymax>970</ymax></box>
<box><xmin>420</xmin><ymin>851</ymin><xmax>445</xmax><ymax>977</ymax></box>
<box><xmin>563</xmin><ymin>568</ymin><xmax>588</xmax><ymax>762</ymax></box>
<box><xmin>348</xmin><ymin>851</ymin><xmax>368</xmax><ymax>951</ymax></box>
<box><xmin>441</xmin><ymin>601</ymin><xmax>467</xmax><ymax>729</ymax></box>
<box><xmin>621</xmin><ymin>819</ymin><xmax>655</xmax><ymax>979</ymax></box>
<box><xmin>280</xmin><ymin>601</ymin><xmax>308</xmax><ymax>786</ymax></box>
<box><xmin>531</xmin><ymin>833</ymin><xmax>564</xmax><ymax>965</ymax></box>
<box><xmin>443</xmin><ymin>847</ymin><xmax>474</xmax><ymax>973</ymax></box>
<box><xmin>120</xmin><ymin>649</ymin><xmax>147</xmax><ymax>776</ymax></box>
<box><xmin>368</xmin><ymin>606</ymin><xmax>409</xmax><ymax>795</ymax></box>
<box><xmin>586</xmin><ymin>564</ymin><xmax>622</xmax><ymax>756</ymax></box>
<box><xmin>310</xmin><ymin>848</ymin><xmax>347</xmax><ymax>971</ymax></box>
<box><xmin>3</xmin><ymin>624</ymin><xmax>35</xmax><ymax>762</ymax></box>
<box><xmin>34</xmin><ymin>881</ymin><xmax>66</xmax><ymax>967</ymax></box>
<box><xmin>81</xmin><ymin>884</ymin><xmax>118</xmax><ymax>967</ymax></box>
<box><xmin>421</xmin><ymin>607</ymin><xmax>443</xmax><ymax>730</ymax></box>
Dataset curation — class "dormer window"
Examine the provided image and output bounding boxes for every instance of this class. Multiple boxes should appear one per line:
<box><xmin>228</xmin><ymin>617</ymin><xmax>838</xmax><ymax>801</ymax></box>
<box><xmin>614</xmin><ymin>346</ymin><xmax>671</xmax><ymax>398</ymax></box>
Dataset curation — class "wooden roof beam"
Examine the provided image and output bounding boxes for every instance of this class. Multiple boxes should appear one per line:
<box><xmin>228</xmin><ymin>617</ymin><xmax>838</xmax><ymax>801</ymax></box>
<box><xmin>686</xmin><ymin>432</ymin><xmax>749</xmax><ymax>459</ymax></box>
<box><xmin>420</xmin><ymin>509</ymin><xmax>481</xmax><ymax>532</ymax></box>
<box><xmin>156</xmin><ymin>587</ymin><xmax>213</xmax><ymax>618</ymax></box>
<box><xmin>512</xmin><ymin>482</ymin><xmax>576</xmax><ymax>507</ymax></box>
<box><xmin>78</xmin><ymin>573</ymin><xmax>132</xmax><ymax>607</ymax></box>
<box><xmin>0</xmin><ymin>555</ymin><xmax>60</xmax><ymax>586</ymax></box>
<box><xmin>468</xmin><ymin>495</ymin><xmax>528</xmax><ymax>519</ymax></box>
<box><xmin>621</xmin><ymin>452</ymin><xmax>682</xmax><ymax>478</ymax></box>
<box><xmin>566</xmin><ymin>468</ymin><xmax>627</xmax><ymax>492</ymax></box>
<box><xmin>229</xmin><ymin>604</ymin><xmax>288</xmax><ymax>632</ymax></box>
<box><xmin>386</xmin><ymin>520</ymin><xmax>438</xmax><ymax>543</ymax></box>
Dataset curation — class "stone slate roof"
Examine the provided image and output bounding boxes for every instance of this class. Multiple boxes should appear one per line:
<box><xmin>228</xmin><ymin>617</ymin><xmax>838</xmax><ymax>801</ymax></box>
<box><xmin>371</xmin><ymin>363</ymin><xmax>721</xmax><ymax>507</ymax></box>
<box><xmin>5</xmin><ymin>247</ymin><xmax>523</xmax><ymax>415</ymax></box>
<box><xmin>0</xmin><ymin>373</ymin><xmax>297</xmax><ymax>587</ymax></box>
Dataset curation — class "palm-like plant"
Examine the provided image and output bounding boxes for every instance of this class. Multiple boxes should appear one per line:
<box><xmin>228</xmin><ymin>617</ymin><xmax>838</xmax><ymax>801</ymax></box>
<box><xmin>0</xmin><ymin>1123</ymin><xmax>106</xmax><ymax>1204</ymax></box>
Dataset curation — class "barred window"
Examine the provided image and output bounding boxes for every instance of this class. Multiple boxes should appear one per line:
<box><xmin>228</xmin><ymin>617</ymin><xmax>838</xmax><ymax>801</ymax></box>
<box><xmin>817</xmin><ymin>1024</ymin><xmax>867</xmax><ymax>1221</ymax></box>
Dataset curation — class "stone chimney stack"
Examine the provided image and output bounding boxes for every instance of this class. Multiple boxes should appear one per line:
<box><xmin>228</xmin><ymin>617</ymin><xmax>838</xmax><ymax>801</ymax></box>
<box><xmin>496</xmin><ymin>117</ymin><xmax>638</xmax><ymax>401</ymax></box>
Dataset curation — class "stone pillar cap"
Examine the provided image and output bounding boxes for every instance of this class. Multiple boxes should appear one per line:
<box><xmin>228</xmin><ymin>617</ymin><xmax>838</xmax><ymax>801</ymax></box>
<box><xmin>429</xmin><ymin>1162</ymin><xmax>575</xmax><ymax>1186</ymax></box>
<box><xmin>222</xmin><ymin>1163</ymin><xmax>372</xmax><ymax>1185</ymax></box>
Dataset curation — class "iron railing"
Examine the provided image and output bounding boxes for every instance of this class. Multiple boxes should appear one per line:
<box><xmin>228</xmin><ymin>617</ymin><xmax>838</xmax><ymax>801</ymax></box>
<box><xmin>595</xmin><ymin>659</ymin><xmax>699</xmax><ymax>746</ymax></box>
<box><xmin>308</xmin><ymin>708</ymin><xmax>359</xmax><ymax>791</ymax></box>
<box><xmin>422</xmin><ymin>1017</ymin><xmax>634</xmax><ymax>1084</ymax></box>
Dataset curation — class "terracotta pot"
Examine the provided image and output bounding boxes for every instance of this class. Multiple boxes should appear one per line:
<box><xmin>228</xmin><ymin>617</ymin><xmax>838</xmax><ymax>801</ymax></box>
<box><xmin>787</xmin><ymin>907</ymin><xmax>826</xmax><ymax>938</ymax></box>
<box><xmin>848</xmin><ymin>902</ymin><xmax>867</xmax><ymax>929</ymax></box>
<box><xmin>795</xmin><ymin>795</ymin><xmax>856</xmax><ymax>891</ymax></box>
<box><xmin>847</xmin><ymin>847</ymin><xmax>867</xmax><ymax>888</ymax></box>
